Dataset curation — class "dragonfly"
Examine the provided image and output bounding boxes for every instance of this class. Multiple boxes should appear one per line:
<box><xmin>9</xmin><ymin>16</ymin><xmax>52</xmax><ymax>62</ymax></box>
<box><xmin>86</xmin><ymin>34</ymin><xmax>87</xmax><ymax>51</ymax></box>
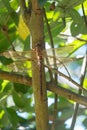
<box><xmin>0</xmin><ymin>44</ymin><xmax>77</xmax><ymax>94</ymax></box>
<box><xmin>0</xmin><ymin>45</ymin><xmax>76</xmax><ymax>65</ymax></box>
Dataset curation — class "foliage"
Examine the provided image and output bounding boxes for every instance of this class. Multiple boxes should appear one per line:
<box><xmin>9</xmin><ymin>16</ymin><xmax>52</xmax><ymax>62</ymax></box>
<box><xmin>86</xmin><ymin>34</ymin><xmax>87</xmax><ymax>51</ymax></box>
<box><xmin>0</xmin><ymin>0</ymin><xmax>87</xmax><ymax>130</ymax></box>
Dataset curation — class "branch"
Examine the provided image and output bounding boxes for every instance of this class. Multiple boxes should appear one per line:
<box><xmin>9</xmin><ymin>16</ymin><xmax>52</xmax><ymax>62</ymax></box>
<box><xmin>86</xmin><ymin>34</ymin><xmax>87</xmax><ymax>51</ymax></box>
<box><xmin>47</xmin><ymin>67</ymin><xmax>87</xmax><ymax>93</ymax></box>
<box><xmin>47</xmin><ymin>82</ymin><xmax>87</xmax><ymax>107</ymax></box>
<box><xmin>0</xmin><ymin>70</ymin><xmax>31</xmax><ymax>86</ymax></box>
<box><xmin>0</xmin><ymin>70</ymin><xmax>87</xmax><ymax>106</ymax></box>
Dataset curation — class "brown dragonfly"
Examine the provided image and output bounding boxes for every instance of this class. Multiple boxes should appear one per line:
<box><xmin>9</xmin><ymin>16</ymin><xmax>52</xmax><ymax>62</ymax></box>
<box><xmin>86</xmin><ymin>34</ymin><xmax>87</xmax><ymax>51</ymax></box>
<box><xmin>0</xmin><ymin>45</ymin><xmax>77</xmax><ymax>94</ymax></box>
<box><xmin>0</xmin><ymin>45</ymin><xmax>76</xmax><ymax>65</ymax></box>
<box><xmin>0</xmin><ymin>45</ymin><xmax>77</xmax><ymax>73</ymax></box>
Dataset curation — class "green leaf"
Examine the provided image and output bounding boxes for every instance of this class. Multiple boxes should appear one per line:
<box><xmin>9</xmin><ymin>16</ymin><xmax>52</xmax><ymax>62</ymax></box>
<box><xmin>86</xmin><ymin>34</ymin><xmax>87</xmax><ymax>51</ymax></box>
<box><xmin>10</xmin><ymin>0</ymin><xmax>19</xmax><ymax>11</ymax></box>
<box><xmin>57</xmin><ymin>0</ymin><xmax>86</xmax><ymax>18</ymax></box>
<box><xmin>0</xmin><ymin>23</ymin><xmax>18</xmax><ymax>51</ymax></box>
<box><xmin>12</xmin><ymin>90</ymin><xmax>27</xmax><ymax>108</ymax></box>
<box><xmin>70</xmin><ymin>21</ymin><xmax>81</xmax><ymax>36</ymax></box>
<box><xmin>0</xmin><ymin>56</ymin><xmax>13</xmax><ymax>65</ymax></box>
<box><xmin>58</xmin><ymin>0</ymin><xmax>85</xmax><ymax>9</ymax></box>
<box><xmin>70</xmin><ymin>18</ymin><xmax>87</xmax><ymax>36</ymax></box>
<box><xmin>13</xmin><ymin>83</ymin><xmax>29</xmax><ymax>94</ymax></box>
<box><xmin>3</xmin><ymin>82</ymin><xmax>12</xmax><ymax>93</ymax></box>
<box><xmin>79</xmin><ymin>19</ymin><xmax>87</xmax><ymax>34</ymax></box>
<box><xmin>0</xmin><ymin>109</ymin><xmax>9</xmax><ymax>128</ymax></box>
<box><xmin>2</xmin><ymin>0</ymin><xmax>19</xmax><ymax>25</ymax></box>
<box><xmin>45</xmin><ymin>21</ymin><xmax>65</xmax><ymax>43</ymax></box>
<box><xmin>52</xmin><ymin>22</ymin><xmax>65</xmax><ymax>35</ymax></box>
<box><xmin>69</xmin><ymin>9</ymin><xmax>83</xmax><ymax>23</ymax></box>
<box><xmin>0</xmin><ymin>92</ymin><xmax>8</xmax><ymax>105</ymax></box>
<box><xmin>5</xmin><ymin>107</ymin><xmax>19</xmax><ymax>128</ymax></box>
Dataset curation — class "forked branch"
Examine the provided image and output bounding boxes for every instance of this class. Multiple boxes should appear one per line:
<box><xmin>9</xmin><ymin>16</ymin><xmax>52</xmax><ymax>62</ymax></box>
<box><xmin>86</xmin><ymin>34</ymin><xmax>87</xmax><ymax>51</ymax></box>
<box><xmin>0</xmin><ymin>70</ymin><xmax>87</xmax><ymax>106</ymax></box>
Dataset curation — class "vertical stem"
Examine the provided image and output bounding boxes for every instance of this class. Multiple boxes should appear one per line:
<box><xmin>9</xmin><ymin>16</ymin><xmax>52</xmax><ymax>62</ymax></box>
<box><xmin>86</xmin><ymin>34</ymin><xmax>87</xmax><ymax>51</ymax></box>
<box><xmin>44</xmin><ymin>8</ymin><xmax>58</xmax><ymax>130</ymax></box>
<box><xmin>71</xmin><ymin>54</ymin><xmax>87</xmax><ymax>130</ymax></box>
<box><xmin>20</xmin><ymin>1</ymin><xmax>49</xmax><ymax>129</ymax></box>
<box><xmin>28</xmin><ymin>1</ymin><xmax>49</xmax><ymax>130</ymax></box>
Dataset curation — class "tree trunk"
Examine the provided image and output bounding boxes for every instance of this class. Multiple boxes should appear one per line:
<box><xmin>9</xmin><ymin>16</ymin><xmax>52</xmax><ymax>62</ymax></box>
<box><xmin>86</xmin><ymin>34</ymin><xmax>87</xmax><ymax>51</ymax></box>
<box><xmin>28</xmin><ymin>1</ymin><xmax>49</xmax><ymax>130</ymax></box>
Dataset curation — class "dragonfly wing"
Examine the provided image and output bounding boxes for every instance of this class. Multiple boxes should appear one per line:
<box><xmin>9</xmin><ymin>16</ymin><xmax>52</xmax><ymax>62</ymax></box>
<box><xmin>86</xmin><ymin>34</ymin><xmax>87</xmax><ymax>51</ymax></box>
<box><xmin>44</xmin><ymin>56</ymin><xmax>76</xmax><ymax>67</ymax></box>
<box><xmin>42</xmin><ymin>45</ymin><xmax>75</xmax><ymax>66</ymax></box>
<box><xmin>6</xmin><ymin>60</ymin><xmax>32</xmax><ymax>73</ymax></box>
<box><xmin>42</xmin><ymin>45</ymin><xmax>74</xmax><ymax>57</ymax></box>
<box><xmin>0</xmin><ymin>50</ymin><xmax>32</xmax><ymax>61</ymax></box>
<box><xmin>0</xmin><ymin>51</ymin><xmax>33</xmax><ymax>73</ymax></box>
<box><xmin>0</xmin><ymin>46</ymin><xmax>75</xmax><ymax>71</ymax></box>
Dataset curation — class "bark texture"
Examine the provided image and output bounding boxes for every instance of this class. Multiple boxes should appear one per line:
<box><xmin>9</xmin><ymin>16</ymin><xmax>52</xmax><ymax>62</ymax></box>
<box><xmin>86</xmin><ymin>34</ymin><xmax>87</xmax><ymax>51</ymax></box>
<box><xmin>25</xmin><ymin>1</ymin><xmax>49</xmax><ymax>130</ymax></box>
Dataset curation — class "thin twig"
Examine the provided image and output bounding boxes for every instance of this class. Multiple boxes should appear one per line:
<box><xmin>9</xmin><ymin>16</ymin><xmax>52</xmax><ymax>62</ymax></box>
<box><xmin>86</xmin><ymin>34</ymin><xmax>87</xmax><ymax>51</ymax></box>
<box><xmin>57</xmin><ymin>70</ymin><xmax>87</xmax><ymax>93</ymax></box>
<box><xmin>70</xmin><ymin>51</ymin><xmax>87</xmax><ymax>130</ymax></box>
<box><xmin>43</xmin><ymin>8</ymin><xmax>58</xmax><ymax>130</ymax></box>
<box><xmin>20</xmin><ymin>0</ymin><xmax>26</xmax><ymax>12</ymax></box>
<box><xmin>82</xmin><ymin>3</ymin><xmax>87</xmax><ymax>26</ymax></box>
<box><xmin>43</xmin><ymin>8</ymin><xmax>53</xmax><ymax>82</ymax></box>
<box><xmin>43</xmin><ymin>8</ymin><xmax>54</xmax><ymax>48</ymax></box>
<box><xmin>45</xmin><ymin>65</ymin><xmax>87</xmax><ymax>93</ymax></box>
